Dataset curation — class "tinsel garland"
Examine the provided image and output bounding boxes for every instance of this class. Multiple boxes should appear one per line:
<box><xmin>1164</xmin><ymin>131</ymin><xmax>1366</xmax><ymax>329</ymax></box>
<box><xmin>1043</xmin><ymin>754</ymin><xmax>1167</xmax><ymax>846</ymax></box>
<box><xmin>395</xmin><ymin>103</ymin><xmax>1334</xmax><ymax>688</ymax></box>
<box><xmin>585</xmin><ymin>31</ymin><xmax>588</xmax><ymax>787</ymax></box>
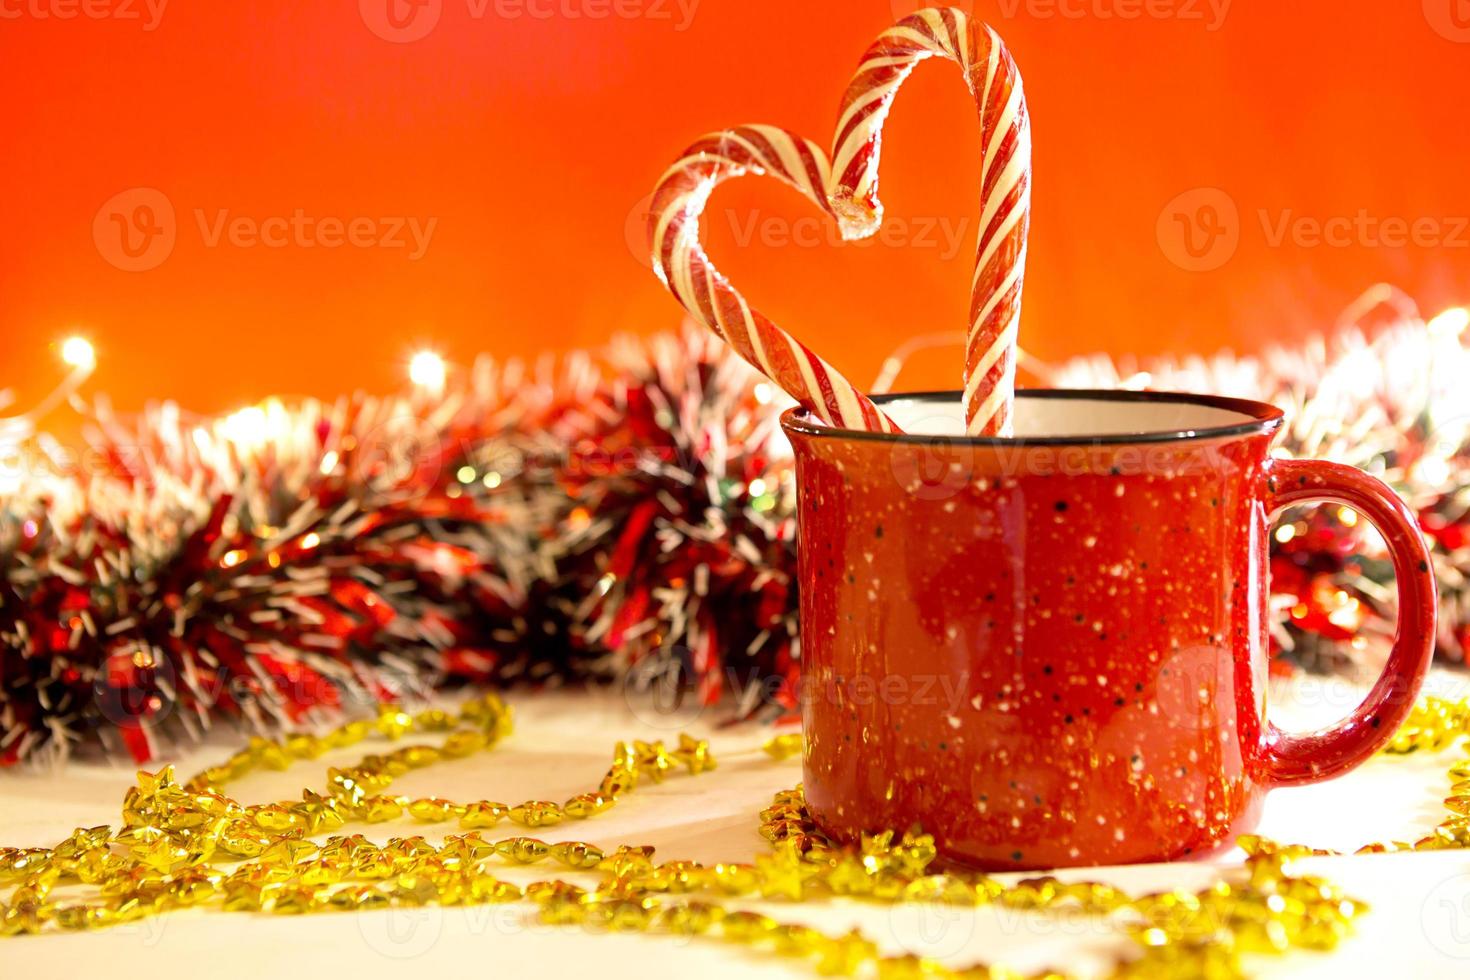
<box><xmin>1</xmin><ymin>331</ymin><xmax>798</xmax><ymax>764</ymax></box>
<box><xmin>3</xmin><ymin>295</ymin><xmax>1469</xmax><ymax>764</ymax></box>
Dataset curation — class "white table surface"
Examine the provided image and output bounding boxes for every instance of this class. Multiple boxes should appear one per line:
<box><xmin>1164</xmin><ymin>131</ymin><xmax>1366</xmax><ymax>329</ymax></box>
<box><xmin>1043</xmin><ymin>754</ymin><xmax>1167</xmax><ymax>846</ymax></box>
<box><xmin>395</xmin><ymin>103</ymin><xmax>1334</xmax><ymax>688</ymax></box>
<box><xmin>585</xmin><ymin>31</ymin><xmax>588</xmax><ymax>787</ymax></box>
<box><xmin>3</xmin><ymin>674</ymin><xmax>1468</xmax><ymax>978</ymax></box>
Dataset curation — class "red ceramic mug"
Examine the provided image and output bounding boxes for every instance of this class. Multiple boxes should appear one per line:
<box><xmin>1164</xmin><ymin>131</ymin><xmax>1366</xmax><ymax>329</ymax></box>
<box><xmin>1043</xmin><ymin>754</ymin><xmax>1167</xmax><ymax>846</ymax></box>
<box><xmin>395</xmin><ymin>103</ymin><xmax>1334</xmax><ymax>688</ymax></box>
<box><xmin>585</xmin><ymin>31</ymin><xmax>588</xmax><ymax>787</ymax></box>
<box><xmin>783</xmin><ymin>390</ymin><xmax>1437</xmax><ymax>869</ymax></box>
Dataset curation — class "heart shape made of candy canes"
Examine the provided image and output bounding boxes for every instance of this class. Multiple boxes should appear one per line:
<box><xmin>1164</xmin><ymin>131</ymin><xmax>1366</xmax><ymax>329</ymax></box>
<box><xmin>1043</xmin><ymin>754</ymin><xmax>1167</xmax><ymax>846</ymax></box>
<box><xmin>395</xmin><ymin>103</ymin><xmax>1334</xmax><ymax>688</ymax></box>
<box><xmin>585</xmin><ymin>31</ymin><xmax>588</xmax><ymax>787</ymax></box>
<box><xmin>649</xmin><ymin>7</ymin><xmax>1031</xmax><ymax>436</ymax></box>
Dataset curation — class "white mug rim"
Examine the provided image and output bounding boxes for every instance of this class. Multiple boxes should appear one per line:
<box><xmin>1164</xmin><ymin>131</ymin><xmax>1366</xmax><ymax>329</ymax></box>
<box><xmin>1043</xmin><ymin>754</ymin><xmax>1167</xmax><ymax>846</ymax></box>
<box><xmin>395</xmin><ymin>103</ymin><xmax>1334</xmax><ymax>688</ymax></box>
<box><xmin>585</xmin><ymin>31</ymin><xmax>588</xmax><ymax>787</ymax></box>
<box><xmin>781</xmin><ymin>388</ymin><xmax>1284</xmax><ymax>448</ymax></box>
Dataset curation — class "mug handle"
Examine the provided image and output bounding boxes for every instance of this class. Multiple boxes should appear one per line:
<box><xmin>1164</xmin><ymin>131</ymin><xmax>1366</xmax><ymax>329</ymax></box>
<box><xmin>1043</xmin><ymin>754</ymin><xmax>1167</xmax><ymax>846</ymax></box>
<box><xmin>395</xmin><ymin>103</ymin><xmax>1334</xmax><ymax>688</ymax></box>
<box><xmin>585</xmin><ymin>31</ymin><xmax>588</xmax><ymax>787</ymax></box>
<box><xmin>1260</xmin><ymin>458</ymin><xmax>1438</xmax><ymax>786</ymax></box>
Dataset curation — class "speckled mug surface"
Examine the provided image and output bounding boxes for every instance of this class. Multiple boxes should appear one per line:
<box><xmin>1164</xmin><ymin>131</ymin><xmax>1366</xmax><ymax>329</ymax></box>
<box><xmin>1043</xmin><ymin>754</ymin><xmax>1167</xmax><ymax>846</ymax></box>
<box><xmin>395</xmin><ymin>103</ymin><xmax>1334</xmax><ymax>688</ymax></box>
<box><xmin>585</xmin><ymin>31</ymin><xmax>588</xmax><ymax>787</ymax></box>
<box><xmin>783</xmin><ymin>390</ymin><xmax>1437</xmax><ymax>870</ymax></box>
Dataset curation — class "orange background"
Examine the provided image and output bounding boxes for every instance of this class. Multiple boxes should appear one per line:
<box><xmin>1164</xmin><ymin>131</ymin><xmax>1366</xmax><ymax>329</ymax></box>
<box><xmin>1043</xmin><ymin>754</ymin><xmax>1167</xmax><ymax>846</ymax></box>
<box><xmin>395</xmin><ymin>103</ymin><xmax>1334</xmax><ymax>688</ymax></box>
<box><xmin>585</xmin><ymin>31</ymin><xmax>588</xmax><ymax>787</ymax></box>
<box><xmin>2</xmin><ymin>1</ymin><xmax>1468</xmax><ymax>428</ymax></box>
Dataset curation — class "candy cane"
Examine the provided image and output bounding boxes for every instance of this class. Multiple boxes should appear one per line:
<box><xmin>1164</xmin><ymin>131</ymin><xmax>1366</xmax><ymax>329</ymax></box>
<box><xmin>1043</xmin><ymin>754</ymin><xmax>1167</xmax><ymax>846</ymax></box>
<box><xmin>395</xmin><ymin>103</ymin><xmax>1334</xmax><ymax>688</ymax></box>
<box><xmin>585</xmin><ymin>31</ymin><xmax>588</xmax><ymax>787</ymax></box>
<box><xmin>649</xmin><ymin>126</ymin><xmax>902</xmax><ymax>433</ymax></box>
<box><xmin>831</xmin><ymin>8</ymin><xmax>1032</xmax><ymax>437</ymax></box>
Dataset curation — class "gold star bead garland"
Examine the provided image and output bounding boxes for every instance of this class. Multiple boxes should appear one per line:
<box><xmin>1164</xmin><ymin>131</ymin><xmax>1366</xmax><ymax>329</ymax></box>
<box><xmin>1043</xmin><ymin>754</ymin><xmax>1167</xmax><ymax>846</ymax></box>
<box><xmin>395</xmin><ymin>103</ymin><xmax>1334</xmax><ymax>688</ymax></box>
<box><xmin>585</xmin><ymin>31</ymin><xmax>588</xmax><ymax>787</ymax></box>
<box><xmin>0</xmin><ymin>692</ymin><xmax>1465</xmax><ymax>980</ymax></box>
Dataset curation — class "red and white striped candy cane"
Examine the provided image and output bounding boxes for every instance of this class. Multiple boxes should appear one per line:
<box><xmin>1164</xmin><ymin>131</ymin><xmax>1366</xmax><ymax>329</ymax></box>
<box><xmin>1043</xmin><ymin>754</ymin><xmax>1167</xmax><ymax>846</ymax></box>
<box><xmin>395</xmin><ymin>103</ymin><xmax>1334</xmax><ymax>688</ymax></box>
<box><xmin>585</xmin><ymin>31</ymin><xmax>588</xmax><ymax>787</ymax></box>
<box><xmin>649</xmin><ymin>126</ymin><xmax>902</xmax><ymax>434</ymax></box>
<box><xmin>831</xmin><ymin>8</ymin><xmax>1032</xmax><ymax>437</ymax></box>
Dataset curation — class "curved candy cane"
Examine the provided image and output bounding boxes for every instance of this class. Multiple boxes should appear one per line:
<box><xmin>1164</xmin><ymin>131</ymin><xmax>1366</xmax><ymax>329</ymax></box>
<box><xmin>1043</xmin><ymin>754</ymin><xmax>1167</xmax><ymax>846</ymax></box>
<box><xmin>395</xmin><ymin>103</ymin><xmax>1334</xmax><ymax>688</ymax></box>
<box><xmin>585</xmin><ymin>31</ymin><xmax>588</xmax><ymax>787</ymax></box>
<box><xmin>831</xmin><ymin>8</ymin><xmax>1032</xmax><ymax>436</ymax></box>
<box><xmin>649</xmin><ymin>9</ymin><xmax>1031</xmax><ymax>437</ymax></box>
<box><xmin>649</xmin><ymin>125</ymin><xmax>901</xmax><ymax>433</ymax></box>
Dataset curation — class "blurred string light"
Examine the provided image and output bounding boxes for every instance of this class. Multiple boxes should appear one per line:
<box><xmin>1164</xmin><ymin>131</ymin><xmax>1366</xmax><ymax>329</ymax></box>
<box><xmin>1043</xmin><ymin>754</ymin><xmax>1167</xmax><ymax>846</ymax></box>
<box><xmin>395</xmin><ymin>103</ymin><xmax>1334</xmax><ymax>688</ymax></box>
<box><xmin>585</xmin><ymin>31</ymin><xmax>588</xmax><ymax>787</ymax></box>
<box><xmin>221</xmin><ymin>405</ymin><xmax>269</xmax><ymax>448</ymax></box>
<box><xmin>54</xmin><ymin>335</ymin><xmax>97</xmax><ymax>426</ymax></box>
<box><xmin>1</xmin><ymin>336</ymin><xmax>97</xmax><ymax>492</ymax></box>
<box><xmin>1</xmin><ymin>335</ymin><xmax>96</xmax><ymax>435</ymax></box>
<box><xmin>215</xmin><ymin>400</ymin><xmax>296</xmax><ymax>459</ymax></box>
<box><xmin>1427</xmin><ymin>306</ymin><xmax>1470</xmax><ymax>340</ymax></box>
<box><xmin>60</xmin><ymin>336</ymin><xmax>96</xmax><ymax>370</ymax></box>
<box><xmin>7</xmin><ymin>306</ymin><xmax>1470</xmax><ymax>497</ymax></box>
<box><xmin>409</xmin><ymin>349</ymin><xmax>447</xmax><ymax>396</ymax></box>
